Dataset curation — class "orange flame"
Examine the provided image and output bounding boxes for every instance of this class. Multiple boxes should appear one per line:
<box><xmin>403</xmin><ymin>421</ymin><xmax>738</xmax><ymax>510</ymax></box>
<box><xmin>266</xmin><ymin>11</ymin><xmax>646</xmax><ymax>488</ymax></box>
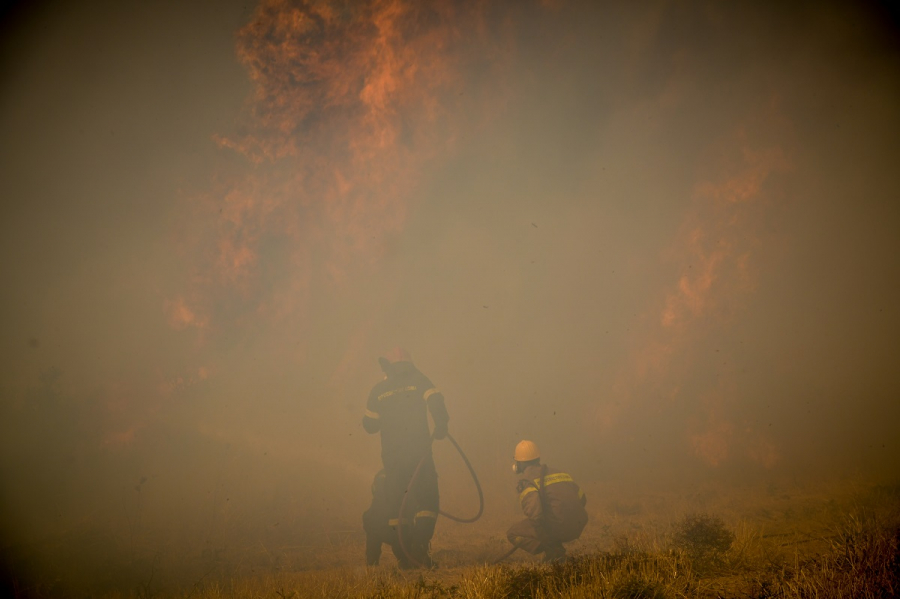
<box><xmin>661</xmin><ymin>142</ymin><xmax>790</xmax><ymax>332</ymax></box>
<box><xmin>171</xmin><ymin>0</ymin><xmax>511</xmax><ymax>343</ymax></box>
<box><xmin>164</xmin><ymin>296</ymin><xmax>208</xmax><ymax>330</ymax></box>
<box><xmin>606</xmin><ymin>116</ymin><xmax>791</xmax><ymax>468</ymax></box>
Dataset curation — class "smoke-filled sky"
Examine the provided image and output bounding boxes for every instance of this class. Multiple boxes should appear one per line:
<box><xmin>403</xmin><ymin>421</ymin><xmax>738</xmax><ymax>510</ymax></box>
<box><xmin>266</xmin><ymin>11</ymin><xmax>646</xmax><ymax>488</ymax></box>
<box><xmin>1</xmin><ymin>0</ymin><xmax>899</xmax><ymax>583</ymax></box>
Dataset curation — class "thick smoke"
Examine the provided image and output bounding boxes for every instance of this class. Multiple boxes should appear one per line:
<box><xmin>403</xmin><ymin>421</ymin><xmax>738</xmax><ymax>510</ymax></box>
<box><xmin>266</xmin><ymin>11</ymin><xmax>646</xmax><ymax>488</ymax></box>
<box><xmin>1</xmin><ymin>0</ymin><xmax>899</xmax><ymax>593</ymax></box>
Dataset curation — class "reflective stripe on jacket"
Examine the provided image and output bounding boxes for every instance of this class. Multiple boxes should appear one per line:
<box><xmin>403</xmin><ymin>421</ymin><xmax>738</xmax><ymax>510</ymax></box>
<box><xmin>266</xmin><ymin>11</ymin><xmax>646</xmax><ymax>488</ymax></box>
<box><xmin>362</xmin><ymin>361</ymin><xmax>449</xmax><ymax>466</ymax></box>
<box><xmin>516</xmin><ymin>463</ymin><xmax>588</xmax><ymax>536</ymax></box>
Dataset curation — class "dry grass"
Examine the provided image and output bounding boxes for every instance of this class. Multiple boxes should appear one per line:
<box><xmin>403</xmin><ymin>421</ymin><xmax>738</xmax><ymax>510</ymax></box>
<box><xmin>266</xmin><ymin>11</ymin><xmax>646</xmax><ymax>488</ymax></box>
<box><xmin>118</xmin><ymin>512</ymin><xmax>895</xmax><ymax>599</ymax></box>
<box><xmin>6</xmin><ymin>478</ymin><xmax>899</xmax><ymax>598</ymax></box>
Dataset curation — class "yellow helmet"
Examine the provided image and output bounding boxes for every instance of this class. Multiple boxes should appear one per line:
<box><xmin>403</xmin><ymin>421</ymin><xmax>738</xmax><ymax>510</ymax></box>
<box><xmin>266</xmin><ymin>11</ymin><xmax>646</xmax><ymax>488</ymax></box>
<box><xmin>514</xmin><ymin>440</ymin><xmax>540</xmax><ymax>462</ymax></box>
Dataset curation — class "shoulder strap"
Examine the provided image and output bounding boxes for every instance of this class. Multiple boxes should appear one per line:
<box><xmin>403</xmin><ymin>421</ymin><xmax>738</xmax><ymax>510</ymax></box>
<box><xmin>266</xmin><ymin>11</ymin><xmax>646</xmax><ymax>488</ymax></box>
<box><xmin>537</xmin><ymin>464</ymin><xmax>548</xmax><ymax>519</ymax></box>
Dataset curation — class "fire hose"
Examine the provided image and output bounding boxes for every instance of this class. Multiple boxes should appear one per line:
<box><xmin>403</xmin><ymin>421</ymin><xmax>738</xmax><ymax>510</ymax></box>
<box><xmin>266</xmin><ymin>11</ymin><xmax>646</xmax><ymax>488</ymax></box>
<box><xmin>396</xmin><ymin>432</ymin><xmax>484</xmax><ymax>567</ymax></box>
<box><xmin>490</xmin><ymin>545</ymin><xmax>521</xmax><ymax>564</ymax></box>
<box><xmin>394</xmin><ymin>433</ymin><xmax>531</xmax><ymax>567</ymax></box>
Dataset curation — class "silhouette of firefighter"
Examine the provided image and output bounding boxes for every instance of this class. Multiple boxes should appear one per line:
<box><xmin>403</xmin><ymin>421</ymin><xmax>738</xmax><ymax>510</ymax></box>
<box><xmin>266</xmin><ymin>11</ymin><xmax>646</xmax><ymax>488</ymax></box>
<box><xmin>362</xmin><ymin>469</ymin><xmax>412</xmax><ymax>566</ymax></box>
<box><xmin>507</xmin><ymin>440</ymin><xmax>588</xmax><ymax>563</ymax></box>
<box><xmin>362</xmin><ymin>347</ymin><xmax>449</xmax><ymax>568</ymax></box>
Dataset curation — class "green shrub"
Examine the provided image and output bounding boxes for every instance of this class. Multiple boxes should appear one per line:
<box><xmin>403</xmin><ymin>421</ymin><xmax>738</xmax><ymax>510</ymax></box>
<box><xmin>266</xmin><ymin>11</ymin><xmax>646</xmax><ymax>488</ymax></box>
<box><xmin>672</xmin><ymin>514</ymin><xmax>734</xmax><ymax>565</ymax></box>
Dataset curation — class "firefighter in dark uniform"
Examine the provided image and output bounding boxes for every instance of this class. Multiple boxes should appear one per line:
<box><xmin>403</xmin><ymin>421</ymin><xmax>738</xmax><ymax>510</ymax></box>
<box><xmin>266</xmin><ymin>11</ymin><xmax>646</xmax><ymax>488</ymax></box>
<box><xmin>507</xmin><ymin>440</ymin><xmax>588</xmax><ymax>563</ymax></box>
<box><xmin>362</xmin><ymin>347</ymin><xmax>449</xmax><ymax>568</ymax></box>
<box><xmin>362</xmin><ymin>469</ymin><xmax>411</xmax><ymax>566</ymax></box>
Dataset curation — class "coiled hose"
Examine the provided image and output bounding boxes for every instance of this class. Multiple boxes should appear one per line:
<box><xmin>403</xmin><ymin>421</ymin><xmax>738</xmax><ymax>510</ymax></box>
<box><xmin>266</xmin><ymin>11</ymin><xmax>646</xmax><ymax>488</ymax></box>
<box><xmin>397</xmin><ymin>432</ymin><xmax>484</xmax><ymax>567</ymax></box>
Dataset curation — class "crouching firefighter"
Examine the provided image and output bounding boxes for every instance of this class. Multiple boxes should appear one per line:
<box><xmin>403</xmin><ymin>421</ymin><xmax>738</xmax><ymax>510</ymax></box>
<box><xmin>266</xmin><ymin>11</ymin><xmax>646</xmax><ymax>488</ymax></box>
<box><xmin>362</xmin><ymin>347</ymin><xmax>449</xmax><ymax>568</ymax></box>
<box><xmin>507</xmin><ymin>440</ymin><xmax>588</xmax><ymax>563</ymax></box>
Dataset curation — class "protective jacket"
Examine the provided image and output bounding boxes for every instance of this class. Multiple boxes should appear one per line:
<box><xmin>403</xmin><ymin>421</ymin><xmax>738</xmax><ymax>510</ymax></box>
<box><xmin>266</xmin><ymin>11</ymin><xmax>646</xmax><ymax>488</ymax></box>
<box><xmin>362</xmin><ymin>360</ymin><xmax>449</xmax><ymax>567</ymax></box>
<box><xmin>362</xmin><ymin>361</ymin><xmax>449</xmax><ymax>467</ymax></box>
<box><xmin>516</xmin><ymin>463</ymin><xmax>587</xmax><ymax>542</ymax></box>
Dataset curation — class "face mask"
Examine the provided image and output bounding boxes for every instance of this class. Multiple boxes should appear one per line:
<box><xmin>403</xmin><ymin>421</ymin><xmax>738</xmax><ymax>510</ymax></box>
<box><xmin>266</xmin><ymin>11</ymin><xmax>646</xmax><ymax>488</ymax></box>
<box><xmin>511</xmin><ymin>462</ymin><xmax>518</xmax><ymax>474</ymax></box>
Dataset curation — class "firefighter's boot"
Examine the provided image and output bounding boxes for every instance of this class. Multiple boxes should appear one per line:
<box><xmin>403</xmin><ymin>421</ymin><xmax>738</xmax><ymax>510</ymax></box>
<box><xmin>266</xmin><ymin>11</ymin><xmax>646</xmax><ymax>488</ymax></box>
<box><xmin>541</xmin><ymin>542</ymin><xmax>566</xmax><ymax>564</ymax></box>
<box><xmin>413</xmin><ymin>514</ymin><xmax>437</xmax><ymax>568</ymax></box>
<box><xmin>365</xmin><ymin>535</ymin><xmax>381</xmax><ymax>566</ymax></box>
<box><xmin>395</xmin><ymin>524</ymin><xmax>420</xmax><ymax>569</ymax></box>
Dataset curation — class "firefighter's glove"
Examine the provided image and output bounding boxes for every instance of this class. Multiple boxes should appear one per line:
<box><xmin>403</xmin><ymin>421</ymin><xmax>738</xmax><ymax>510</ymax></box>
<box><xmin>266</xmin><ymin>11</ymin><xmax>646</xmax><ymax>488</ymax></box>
<box><xmin>433</xmin><ymin>423</ymin><xmax>448</xmax><ymax>440</ymax></box>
